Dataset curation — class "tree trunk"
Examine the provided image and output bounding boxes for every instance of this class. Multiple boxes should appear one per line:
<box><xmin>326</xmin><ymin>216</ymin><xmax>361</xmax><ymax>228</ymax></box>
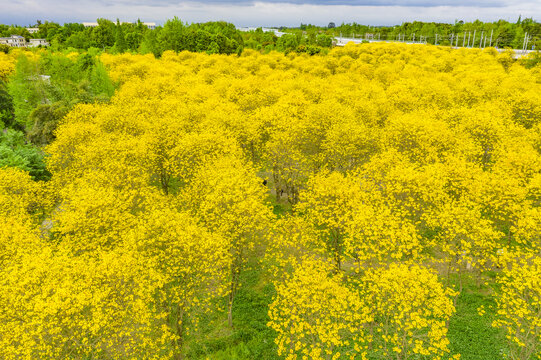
<box><xmin>228</xmin><ymin>258</ymin><xmax>241</xmax><ymax>328</ymax></box>
<box><xmin>171</xmin><ymin>304</ymin><xmax>185</xmax><ymax>360</ymax></box>
<box><xmin>228</xmin><ymin>290</ymin><xmax>234</xmax><ymax>328</ymax></box>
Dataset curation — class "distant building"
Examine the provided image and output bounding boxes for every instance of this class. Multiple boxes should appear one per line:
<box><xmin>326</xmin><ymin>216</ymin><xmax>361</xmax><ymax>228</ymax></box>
<box><xmin>83</xmin><ymin>21</ymin><xmax>156</xmax><ymax>30</ymax></box>
<box><xmin>27</xmin><ymin>27</ymin><xmax>40</xmax><ymax>34</ymax></box>
<box><xmin>0</xmin><ymin>35</ymin><xmax>48</xmax><ymax>48</ymax></box>
<box><xmin>28</xmin><ymin>38</ymin><xmax>50</xmax><ymax>47</ymax></box>
<box><xmin>0</xmin><ymin>35</ymin><xmax>26</xmax><ymax>47</ymax></box>
<box><xmin>142</xmin><ymin>22</ymin><xmax>156</xmax><ymax>30</ymax></box>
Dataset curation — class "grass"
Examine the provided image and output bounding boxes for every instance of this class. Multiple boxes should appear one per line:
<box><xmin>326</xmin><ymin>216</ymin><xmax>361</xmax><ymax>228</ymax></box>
<box><xmin>184</xmin><ymin>184</ymin><xmax>508</xmax><ymax>359</ymax></box>
<box><xmin>187</xmin><ymin>265</ymin><xmax>508</xmax><ymax>359</ymax></box>
<box><xmin>188</xmin><ymin>263</ymin><xmax>279</xmax><ymax>360</ymax></box>
<box><xmin>448</xmin><ymin>274</ymin><xmax>506</xmax><ymax>360</ymax></box>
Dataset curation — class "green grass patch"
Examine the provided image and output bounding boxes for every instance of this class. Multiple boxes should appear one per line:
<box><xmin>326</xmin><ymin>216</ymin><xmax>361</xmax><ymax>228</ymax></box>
<box><xmin>189</xmin><ymin>264</ymin><xmax>279</xmax><ymax>360</ymax></box>
<box><xmin>448</xmin><ymin>275</ymin><xmax>506</xmax><ymax>360</ymax></box>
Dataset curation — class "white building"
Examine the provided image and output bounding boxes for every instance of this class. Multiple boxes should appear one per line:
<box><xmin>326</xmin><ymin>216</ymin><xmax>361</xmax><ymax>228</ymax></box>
<box><xmin>27</xmin><ymin>27</ymin><xmax>40</xmax><ymax>34</ymax></box>
<box><xmin>28</xmin><ymin>38</ymin><xmax>50</xmax><ymax>47</ymax></box>
<box><xmin>83</xmin><ymin>21</ymin><xmax>156</xmax><ymax>30</ymax></box>
<box><xmin>237</xmin><ymin>27</ymin><xmax>285</xmax><ymax>37</ymax></box>
<box><xmin>142</xmin><ymin>22</ymin><xmax>156</xmax><ymax>30</ymax></box>
<box><xmin>0</xmin><ymin>35</ymin><xmax>26</xmax><ymax>47</ymax></box>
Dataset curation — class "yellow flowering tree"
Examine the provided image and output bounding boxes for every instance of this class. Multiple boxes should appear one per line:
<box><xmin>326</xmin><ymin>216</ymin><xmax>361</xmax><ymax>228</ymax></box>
<box><xmin>184</xmin><ymin>156</ymin><xmax>273</xmax><ymax>326</ymax></box>
<box><xmin>127</xmin><ymin>204</ymin><xmax>231</xmax><ymax>359</ymax></box>
<box><xmin>296</xmin><ymin>171</ymin><xmax>361</xmax><ymax>270</ymax></box>
<box><xmin>268</xmin><ymin>259</ymin><xmax>372</xmax><ymax>360</ymax></box>
<box><xmin>361</xmin><ymin>263</ymin><xmax>457</xmax><ymax>360</ymax></box>
<box><xmin>493</xmin><ymin>254</ymin><xmax>541</xmax><ymax>360</ymax></box>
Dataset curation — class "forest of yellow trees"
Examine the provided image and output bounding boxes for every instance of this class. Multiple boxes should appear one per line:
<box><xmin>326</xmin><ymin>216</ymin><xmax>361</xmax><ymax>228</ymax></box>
<box><xmin>0</xmin><ymin>43</ymin><xmax>540</xmax><ymax>359</ymax></box>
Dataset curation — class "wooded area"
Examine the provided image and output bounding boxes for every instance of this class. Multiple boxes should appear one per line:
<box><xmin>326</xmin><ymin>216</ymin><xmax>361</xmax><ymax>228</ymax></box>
<box><xmin>0</xmin><ymin>41</ymin><xmax>540</xmax><ymax>359</ymax></box>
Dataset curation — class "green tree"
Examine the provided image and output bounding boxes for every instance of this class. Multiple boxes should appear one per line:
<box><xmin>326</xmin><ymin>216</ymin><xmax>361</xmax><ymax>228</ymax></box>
<box><xmin>159</xmin><ymin>17</ymin><xmax>185</xmax><ymax>53</ymax></box>
<box><xmin>114</xmin><ymin>19</ymin><xmax>127</xmax><ymax>53</ymax></box>
<box><xmin>91</xmin><ymin>18</ymin><xmax>115</xmax><ymax>49</ymax></box>
<box><xmin>27</xmin><ymin>101</ymin><xmax>69</xmax><ymax>146</ymax></box>
<box><xmin>0</xmin><ymin>129</ymin><xmax>50</xmax><ymax>180</ymax></box>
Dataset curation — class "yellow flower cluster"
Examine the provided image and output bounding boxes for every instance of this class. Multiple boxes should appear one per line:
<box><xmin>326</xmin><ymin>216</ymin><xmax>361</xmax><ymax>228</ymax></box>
<box><xmin>493</xmin><ymin>254</ymin><xmax>541</xmax><ymax>360</ymax></box>
<box><xmin>1</xmin><ymin>42</ymin><xmax>540</xmax><ymax>358</ymax></box>
<box><xmin>0</xmin><ymin>51</ymin><xmax>16</xmax><ymax>82</ymax></box>
<box><xmin>268</xmin><ymin>259</ymin><xmax>372</xmax><ymax>360</ymax></box>
<box><xmin>268</xmin><ymin>261</ymin><xmax>456</xmax><ymax>360</ymax></box>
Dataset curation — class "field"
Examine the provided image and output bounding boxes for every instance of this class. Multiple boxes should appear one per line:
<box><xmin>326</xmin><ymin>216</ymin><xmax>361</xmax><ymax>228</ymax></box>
<box><xmin>0</xmin><ymin>43</ymin><xmax>540</xmax><ymax>359</ymax></box>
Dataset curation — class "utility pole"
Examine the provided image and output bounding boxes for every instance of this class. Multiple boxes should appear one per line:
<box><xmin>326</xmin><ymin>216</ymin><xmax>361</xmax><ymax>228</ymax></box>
<box><xmin>480</xmin><ymin>31</ymin><xmax>484</xmax><ymax>48</ymax></box>
<box><xmin>522</xmin><ymin>33</ymin><xmax>530</xmax><ymax>53</ymax></box>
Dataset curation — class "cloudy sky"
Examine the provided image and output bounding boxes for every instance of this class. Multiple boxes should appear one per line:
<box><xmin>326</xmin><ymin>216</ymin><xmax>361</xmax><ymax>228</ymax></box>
<box><xmin>1</xmin><ymin>0</ymin><xmax>539</xmax><ymax>27</ymax></box>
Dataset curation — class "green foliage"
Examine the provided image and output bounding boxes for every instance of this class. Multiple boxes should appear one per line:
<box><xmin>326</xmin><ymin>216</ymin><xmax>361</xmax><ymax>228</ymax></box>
<box><xmin>1</xmin><ymin>19</ymin><xmax>247</xmax><ymax>55</ymax></box>
<box><xmin>207</xmin><ymin>41</ymin><xmax>220</xmax><ymax>55</ymax></box>
<box><xmin>27</xmin><ymin>101</ymin><xmax>69</xmax><ymax>146</ymax></box>
<box><xmin>159</xmin><ymin>17</ymin><xmax>186</xmax><ymax>53</ymax></box>
<box><xmin>275</xmin><ymin>18</ymin><xmax>541</xmax><ymax>49</ymax></box>
<box><xmin>276</xmin><ymin>34</ymin><xmax>299</xmax><ymax>52</ymax></box>
<box><xmin>7</xmin><ymin>52</ymin><xmax>116</xmax><ymax>140</ymax></box>
<box><xmin>140</xmin><ymin>28</ymin><xmax>161</xmax><ymax>57</ymax></box>
<box><xmin>8</xmin><ymin>54</ymin><xmax>45</xmax><ymax>128</ymax></box>
<box><xmin>521</xmin><ymin>51</ymin><xmax>541</xmax><ymax>69</ymax></box>
<box><xmin>0</xmin><ymin>128</ymin><xmax>50</xmax><ymax>180</ymax></box>
<box><xmin>90</xmin><ymin>61</ymin><xmax>115</xmax><ymax>98</ymax></box>
<box><xmin>316</xmin><ymin>34</ymin><xmax>333</xmax><ymax>47</ymax></box>
<box><xmin>113</xmin><ymin>19</ymin><xmax>127</xmax><ymax>53</ymax></box>
<box><xmin>187</xmin><ymin>267</ymin><xmax>279</xmax><ymax>360</ymax></box>
<box><xmin>448</xmin><ymin>275</ymin><xmax>505</xmax><ymax>360</ymax></box>
<box><xmin>156</xmin><ymin>18</ymin><xmax>243</xmax><ymax>55</ymax></box>
<box><xmin>91</xmin><ymin>18</ymin><xmax>115</xmax><ymax>48</ymax></box>
<box><xmin>0</xmin><ymin>82</ymin><xmax>14</xmax><ymax>128</ymax></box>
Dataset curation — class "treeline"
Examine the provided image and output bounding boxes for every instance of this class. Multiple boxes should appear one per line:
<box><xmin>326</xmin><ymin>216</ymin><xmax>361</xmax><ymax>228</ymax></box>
<box><xmin>292</xmin><ymin>17</ymin><xmax>541</xmax><ymax>49</ymax></box>
<box><xmin>0</xmin><ymin>18</ymin><xmax>244</xmax><ymax>56</ymax></box>
<box><xmin>0</xmin><ymin>50</ymin><xmax>115</xmax><ymax>180</ymax></box>
<box><xmin>243</xmin><ymin>28</ymin><xmax>333</xmax><ymax>54</ymax></box>
<box><xmin>4</xmin><ymin>17</ymin><xmax>540</xmax><ymax>55</ymax></box>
